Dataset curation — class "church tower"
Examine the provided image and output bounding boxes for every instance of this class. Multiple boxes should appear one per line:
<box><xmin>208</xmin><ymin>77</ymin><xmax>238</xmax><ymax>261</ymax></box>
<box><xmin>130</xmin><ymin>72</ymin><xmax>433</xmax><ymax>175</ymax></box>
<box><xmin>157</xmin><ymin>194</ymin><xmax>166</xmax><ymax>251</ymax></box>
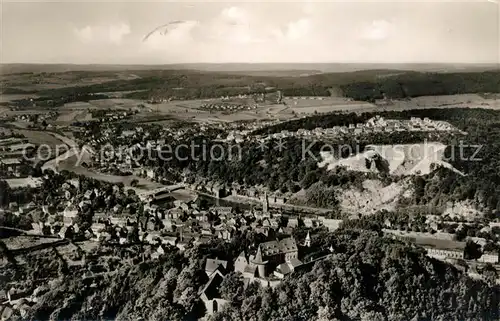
<box><xmin>262</xmin><ymin>192</ymin><xmax>269</xmax><ymax>214</ymax></box>
<box><xmin>304</xmin><ymin>231</ymin><xmax>311</xmax><ymax>247</ymax></box>
<box><xmin>251</xmin><ymin>246</ymin><xmax>268</xmax><ymax>278</ymax></box>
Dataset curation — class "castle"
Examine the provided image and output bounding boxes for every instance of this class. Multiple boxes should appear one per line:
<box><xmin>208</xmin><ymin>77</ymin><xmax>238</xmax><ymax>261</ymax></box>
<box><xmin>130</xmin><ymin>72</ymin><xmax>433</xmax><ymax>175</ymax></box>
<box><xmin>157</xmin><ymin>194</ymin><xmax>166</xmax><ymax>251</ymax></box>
<box><xmin>234</xmin><ymin>236</ymin><xmax>302</xmax><ymax>279</ymax></box>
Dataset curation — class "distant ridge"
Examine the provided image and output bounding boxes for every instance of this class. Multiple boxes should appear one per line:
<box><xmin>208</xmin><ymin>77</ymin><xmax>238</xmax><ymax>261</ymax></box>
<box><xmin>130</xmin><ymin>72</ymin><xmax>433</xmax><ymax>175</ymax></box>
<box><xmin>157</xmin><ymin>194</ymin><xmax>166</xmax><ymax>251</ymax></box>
<box><xmin>1</xmin><ymin>63</ymin><xmax>498</xmax><ymax>75</ymax></box>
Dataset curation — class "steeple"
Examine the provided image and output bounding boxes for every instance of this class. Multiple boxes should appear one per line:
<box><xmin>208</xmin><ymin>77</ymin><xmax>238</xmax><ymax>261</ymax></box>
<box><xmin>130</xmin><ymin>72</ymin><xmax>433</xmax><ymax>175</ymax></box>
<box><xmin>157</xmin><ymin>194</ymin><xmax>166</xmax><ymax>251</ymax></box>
<box><xmin>251</xmin><ymin>246</ymin><xmax>268</xmax><ymax>278</ymax></box>
<box><xmin>262</xmin><ymin>192</ymin><xmax>269</xmax><ymax>214</ymax></box>
<box><xmin>252</xmin><ymin>246</ymin><xmax>266</xmax><ymax>264</ymax></box>
<box><xmin>304</xmin><ymin>231</ymin><xmax>311</xmax><ymax>247</ymax></box>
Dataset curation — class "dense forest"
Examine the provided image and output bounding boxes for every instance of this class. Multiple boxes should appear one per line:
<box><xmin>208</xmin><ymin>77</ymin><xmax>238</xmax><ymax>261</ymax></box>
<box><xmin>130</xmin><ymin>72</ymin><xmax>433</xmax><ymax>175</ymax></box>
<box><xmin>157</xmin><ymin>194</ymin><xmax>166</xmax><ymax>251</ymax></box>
<box><xmin>340</xmin><ymin>71</ymin><xmax>500</xmax><ymax>102</ymax></box>
<box><xmin>4</xmin><ymin>70</ymin><xmax>499</xmax><ymax>102</ymax></box>
<box><xmin>10</xmin><ymin>93</ymin><xmax>110</xmax><ymax>108</ymax></box>
<box><xmin>3</xmin><ymin>230</ymin><xmax>499</xmax><ymax>320</ymax></box>
<box><xmin>212</xmin><ymin>230</ymin><xmax>500</xmax><ymax>321</ymax></box>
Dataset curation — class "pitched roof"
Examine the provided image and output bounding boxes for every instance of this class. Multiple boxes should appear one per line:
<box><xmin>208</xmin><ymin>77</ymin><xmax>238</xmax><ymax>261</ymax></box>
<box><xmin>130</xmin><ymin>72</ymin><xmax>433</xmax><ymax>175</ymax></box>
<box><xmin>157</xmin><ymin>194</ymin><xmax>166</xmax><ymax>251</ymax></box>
<box><xmin>260</xmin><ymin>240</ymin><xmax>280</xmax><ymax>256</ymax></box>
<box><xmin>205</xmin><ymin>258</ymin><xmax>228</xmax><ymax>274</ymax></box>
<box><xmin>199</xmin><ymin>270</ymin><xmax>225</xmax><ymax>300</ymax></box>
<box><xmin>260</xmin><ymin>237</ymin><xmax>297</xmax><ymax>257</ymax></box>
<box><xmin>288</xmin><ymin>257</ymin><xmax>303</xmax><ymax>268</ymax></box>
<box><xmin>276</xmin><ymin>262</ymin><xmax>292</xmax><ymax>275</ymax></box>
<box><xmin>252</xmin><ymin>246</ymin><xmax>269</xmax><ymax>265</ymax></box>
<box><xmin>287</xmin><ymin>218</ymin><xmax>298</xmax><ymax>227</ymax></box>
<box><xmin>280</xmin><ymin>237</ymin><xmax>298</xmax><ymax>253</ymax></box>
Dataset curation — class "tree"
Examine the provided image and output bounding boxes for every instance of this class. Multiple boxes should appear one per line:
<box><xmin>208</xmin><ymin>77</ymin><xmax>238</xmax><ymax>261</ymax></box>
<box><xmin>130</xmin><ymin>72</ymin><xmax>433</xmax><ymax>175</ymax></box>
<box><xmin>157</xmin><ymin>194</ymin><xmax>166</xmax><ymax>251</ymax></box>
<box><xmin>219</xmin><ymin>272</ymin><xmax>245</xmax><ymax>303</ymax></box>
<box><xmin>300</xmin><ymin>171</ymin><xmax>319</xmax><ymax>189</ymax></box>
<box><xmin>464</xmin><ymin>240</ymin><xmax>482</xmax><ymax>260</ymax></box>
<box><xmin>483</xmin><ymin>264</ymin><xmax>498</xmax><ymax>285</ymax></box>
<box><xmin>0</xmin><ymin>180</ymin><xmax>10</xmax><ymax>206</ymax></box>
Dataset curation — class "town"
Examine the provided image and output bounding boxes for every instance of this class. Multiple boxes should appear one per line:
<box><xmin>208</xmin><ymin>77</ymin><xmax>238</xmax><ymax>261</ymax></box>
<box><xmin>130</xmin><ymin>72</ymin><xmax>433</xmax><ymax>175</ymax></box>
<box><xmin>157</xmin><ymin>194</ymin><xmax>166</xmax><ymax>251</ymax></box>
<box><xmin>2</xmin><ymin>4</ymin><xmax>500</xmax><ymax>317</ymax></box>
<box><xmin>1</xmin><ymin>107</ymin><xmax>500</xmax><ymax>319</ymax></box>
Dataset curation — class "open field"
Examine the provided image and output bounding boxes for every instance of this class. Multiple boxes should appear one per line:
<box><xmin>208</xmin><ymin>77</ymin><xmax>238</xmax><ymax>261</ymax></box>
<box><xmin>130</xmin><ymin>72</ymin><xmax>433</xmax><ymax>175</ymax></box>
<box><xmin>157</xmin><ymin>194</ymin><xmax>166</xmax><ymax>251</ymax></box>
<box><xmin>8</xmin><ymin>129</ymin><xmax>65</xmax><ymax>161</ymax></box>
<box><xmin>1</xmin><ymin>110</ymin><xmax>53</xmax><ymax>118</ymax></box>
<box><xmin>54</xmin><ymin>110</ymin><xmax>92</xmax><ymax>124</ymax></box>
<box><xmin>1</xmin><ymin>71</ymin><xmax>141</xmax><ymax>92</ymax></box>
<box><xmin>155</xmin><ymin>101</ymin><xmax>210</xmax><ymax>114</ymax></box>
<box><xmin>55</xmin><ymin>154</ymin><xmax>163</xmax><ymax>192</ymax></box>
<box><xmin>121</xmin><ymin>93</ymin><xmax>499</xmax><ymax>125</ymax></box>
<box><xmin>7</xmin><ymin>121</ymin><xmax>32</xmax><ymax>129</ymax></box>
<box><xmin>284</xmin><ymin>96</ymin><xmax>361</xmax><ymax>107</ymax></box>
<box><xmin>88</xmin><ymin>98</ymin><xmax>144</xmax><ymax>110</ymax></box>
<box><xmin>0</xmin><ymin>94</ymin><xmax>39</xmax><ymax>102</ymax></box>
<box><xmin>290</xmin><ymin>103</ymin><xmax>377</xmax><ymax>114</ymax></box>
<box><xmin>143</xmin><ymin>100</ymin><xmax>293</xmax><ymax>123</ymax></box>
<box><xmin>60</xmin><ymin>101</ymin><xmax>96</xmax><ymax>110</ymax></box>
<box><xmin>3</xmin><ymin>236</ymin><xmax>60</xmax><ymax>251</ymax></box>
<box><xmin>2</xmin><ymin>67</ymin><xmax>498</xmax><ymax>127</ymax></box>
<box><xmin>13</xmin><ymin>129</ymin><xmax>64</xmax><ymax>148</ymax></box>
<box><xmin>56</xmin><ymin>110</ymin><xmax>81</xmax><ymax>122</ymax></box>
<box><xmin>145</xmin><ymin>97</ymin><xmax>378</xmax><ymax>124</ymax></box>
<box><xmin>39</xmin><ymin>132</ymin><xmax>162</xmax><ymax>193</ymax></box>
<box><xmin>0</xmin><ymin>106</ymin><xmax>10</xmax><ymax>116</ymax></box>
<box><xmin>386</xmin><ymin>94</ymin><xmax>500</xmax><ymax>110</ymax></box>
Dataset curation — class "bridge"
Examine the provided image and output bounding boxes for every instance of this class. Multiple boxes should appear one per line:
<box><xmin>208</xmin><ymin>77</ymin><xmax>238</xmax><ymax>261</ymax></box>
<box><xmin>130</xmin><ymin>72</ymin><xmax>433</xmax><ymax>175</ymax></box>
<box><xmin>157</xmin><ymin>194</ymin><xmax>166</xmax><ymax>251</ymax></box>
<box><xmin>136</xmin><ymin>184</ymin><xmax>186</xmax><ymax>200</ymax></box>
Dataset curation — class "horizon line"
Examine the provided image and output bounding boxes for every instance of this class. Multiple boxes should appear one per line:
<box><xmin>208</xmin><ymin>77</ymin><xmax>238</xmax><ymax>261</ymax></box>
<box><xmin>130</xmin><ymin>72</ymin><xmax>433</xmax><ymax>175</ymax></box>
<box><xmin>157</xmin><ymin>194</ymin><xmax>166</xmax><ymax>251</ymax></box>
<box><xmin>2</xmin><ymin>62</ymin><xmax>499</xmax><ymax>65</ymax></box>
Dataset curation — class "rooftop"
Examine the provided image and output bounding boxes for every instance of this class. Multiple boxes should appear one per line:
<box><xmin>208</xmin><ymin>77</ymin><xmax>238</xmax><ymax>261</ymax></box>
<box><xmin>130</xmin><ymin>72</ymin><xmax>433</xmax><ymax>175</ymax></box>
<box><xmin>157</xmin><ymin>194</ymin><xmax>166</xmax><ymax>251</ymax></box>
<box><xmin>205</xmin><ymin>258</ymin><xmax>228</xmax><ymax>275</ymax></box>
<box><xmin>5</xmin><ymin>177</ymin><xmax>43</xmax><ymax>188</ymax></box>
<box><xmin>0</xmin><ymin>158</ymin><xmax>22</xmax><ymax>165</ymax></box>
<box><xmin>260</xmin><ymin>237</ymin><xmax>298</xmax><ymax>257</ymax></box>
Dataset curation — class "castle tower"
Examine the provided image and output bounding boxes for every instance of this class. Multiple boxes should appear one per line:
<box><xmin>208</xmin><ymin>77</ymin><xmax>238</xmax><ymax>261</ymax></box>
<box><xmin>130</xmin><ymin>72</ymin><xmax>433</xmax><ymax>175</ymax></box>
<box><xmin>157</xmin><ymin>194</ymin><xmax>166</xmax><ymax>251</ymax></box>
<box><xmin>251</xmin><ymin>246</ymin><xmax>268</xmax><ymax>278</ymax></box>
<box><xmin>304</xmin><ymin>232</ymin><xmax>311</xmax><ymax>247</ymax></box>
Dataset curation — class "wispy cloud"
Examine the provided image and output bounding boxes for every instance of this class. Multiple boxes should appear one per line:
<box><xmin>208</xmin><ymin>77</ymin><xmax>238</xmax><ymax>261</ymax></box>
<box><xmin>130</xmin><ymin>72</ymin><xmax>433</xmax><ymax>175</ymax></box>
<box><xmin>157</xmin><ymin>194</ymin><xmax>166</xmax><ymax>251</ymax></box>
<box><xmin>142</xmin><ymin>5</ymin><xmax>317</xmax><ymax>53</ymax></box>
<box><xmin>74</xmin><ymin>23</ymin><xmax>131</xmax><ymax>45</ymax></box>
<box><xmin>284</xmin><ymin>18</ymin><xmax>312</xmax><ymax>41</ymax></box>
<box><xmin>361</xmin><ymin>20</ymin><xmax>393</xmax><ymax>41</ymax></box>
<box><xmin>3</xmin><ymin>1</ymin><xmax>491</xmax><ymax>64</ymax></box>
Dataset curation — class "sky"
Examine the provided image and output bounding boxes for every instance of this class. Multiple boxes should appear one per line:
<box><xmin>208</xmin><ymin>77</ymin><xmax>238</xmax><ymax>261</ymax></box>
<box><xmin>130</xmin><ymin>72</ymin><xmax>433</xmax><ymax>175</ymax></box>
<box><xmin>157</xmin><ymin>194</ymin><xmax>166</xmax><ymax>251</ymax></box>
<box><xmin>1</xmin><ymin>0</ymin><xmax>499</xmax><ymax>64</ymax></box>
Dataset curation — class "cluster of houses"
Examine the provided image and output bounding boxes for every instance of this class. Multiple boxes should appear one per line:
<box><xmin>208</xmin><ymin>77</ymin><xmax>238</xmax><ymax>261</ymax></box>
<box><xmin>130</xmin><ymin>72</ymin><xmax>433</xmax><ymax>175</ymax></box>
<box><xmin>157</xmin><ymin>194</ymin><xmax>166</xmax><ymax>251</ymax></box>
<box><xmin>194</xmin><ymin>115</ymin><xmax>458</xmax><ymax>143</ymax></box>
<box><xmin>288</xmin><ymin>96</ymin><xmax>327</xmax><ymax>101</ymax></box>
<box><xmin>385</xmin><ymin>233</ymin><xmax>500</xmax><ymax>284</ymax></box>
<box><xmin>186</xmin><ymin>179</ymin><xmax>293</xmax><ymax>207</ymax></box>
<box><xmin>382</xmin><ymin>212</ymin><xmax>500</xmax><ymax>270</ymax></box>
<box><xmin>0</xmin><ymin>136</ymin><xmax>36</xmax><ymax>178</ymax></box>
<box><xmin>220</xmin><ymin>94</ymin><xmax>251</xmax><ymax>101</ymax></box>
<box><xmin>10</xmin><ymin>173</ymin><xmax>339</xmax><ymax>257</ymax></box>
<box><xmin>89</xmin><ymin>110</ymin><xmax>135</xmax><ymax>122</ymax></box>
<box><xmin>85</xmin><ymin>123</ymin><xmax>194</xmax><ymax>151</ymax></box>
<box><xmin>83</xmin><ymin>121</ymin><xmax>291</xmax><ymax>190</ymax></box>
<box><xmin>199</xmin><ymin>103</ymin><xmax>256</xmax><ymax>112</ymax></box>
<box><xmin>13</xmin><ymin>112</ymin><xmax>58</xmax><ymax>124</ymax></box>
<box><xmin>386</xmin><ymin>232</ymin><xmax>500</xmax><ymax>280</ymax></box>
<box><xmin>127</xmin><ymin>197</ymin><xmax>340</xmax><ymax>254</ymax></box>
<box><xmin>265</xmin><ymin>116</ymin><xmax>458</xmax><ymax>140</ymax></box>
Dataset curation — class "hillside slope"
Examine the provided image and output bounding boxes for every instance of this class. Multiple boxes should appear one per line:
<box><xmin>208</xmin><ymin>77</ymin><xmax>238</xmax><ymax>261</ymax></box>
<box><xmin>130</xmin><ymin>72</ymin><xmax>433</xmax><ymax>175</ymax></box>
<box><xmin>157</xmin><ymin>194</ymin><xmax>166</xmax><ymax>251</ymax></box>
<box><xmin>318</xmin><ymin>142</ymin><xmax>464</xmax><ymax>177</ymax></box>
